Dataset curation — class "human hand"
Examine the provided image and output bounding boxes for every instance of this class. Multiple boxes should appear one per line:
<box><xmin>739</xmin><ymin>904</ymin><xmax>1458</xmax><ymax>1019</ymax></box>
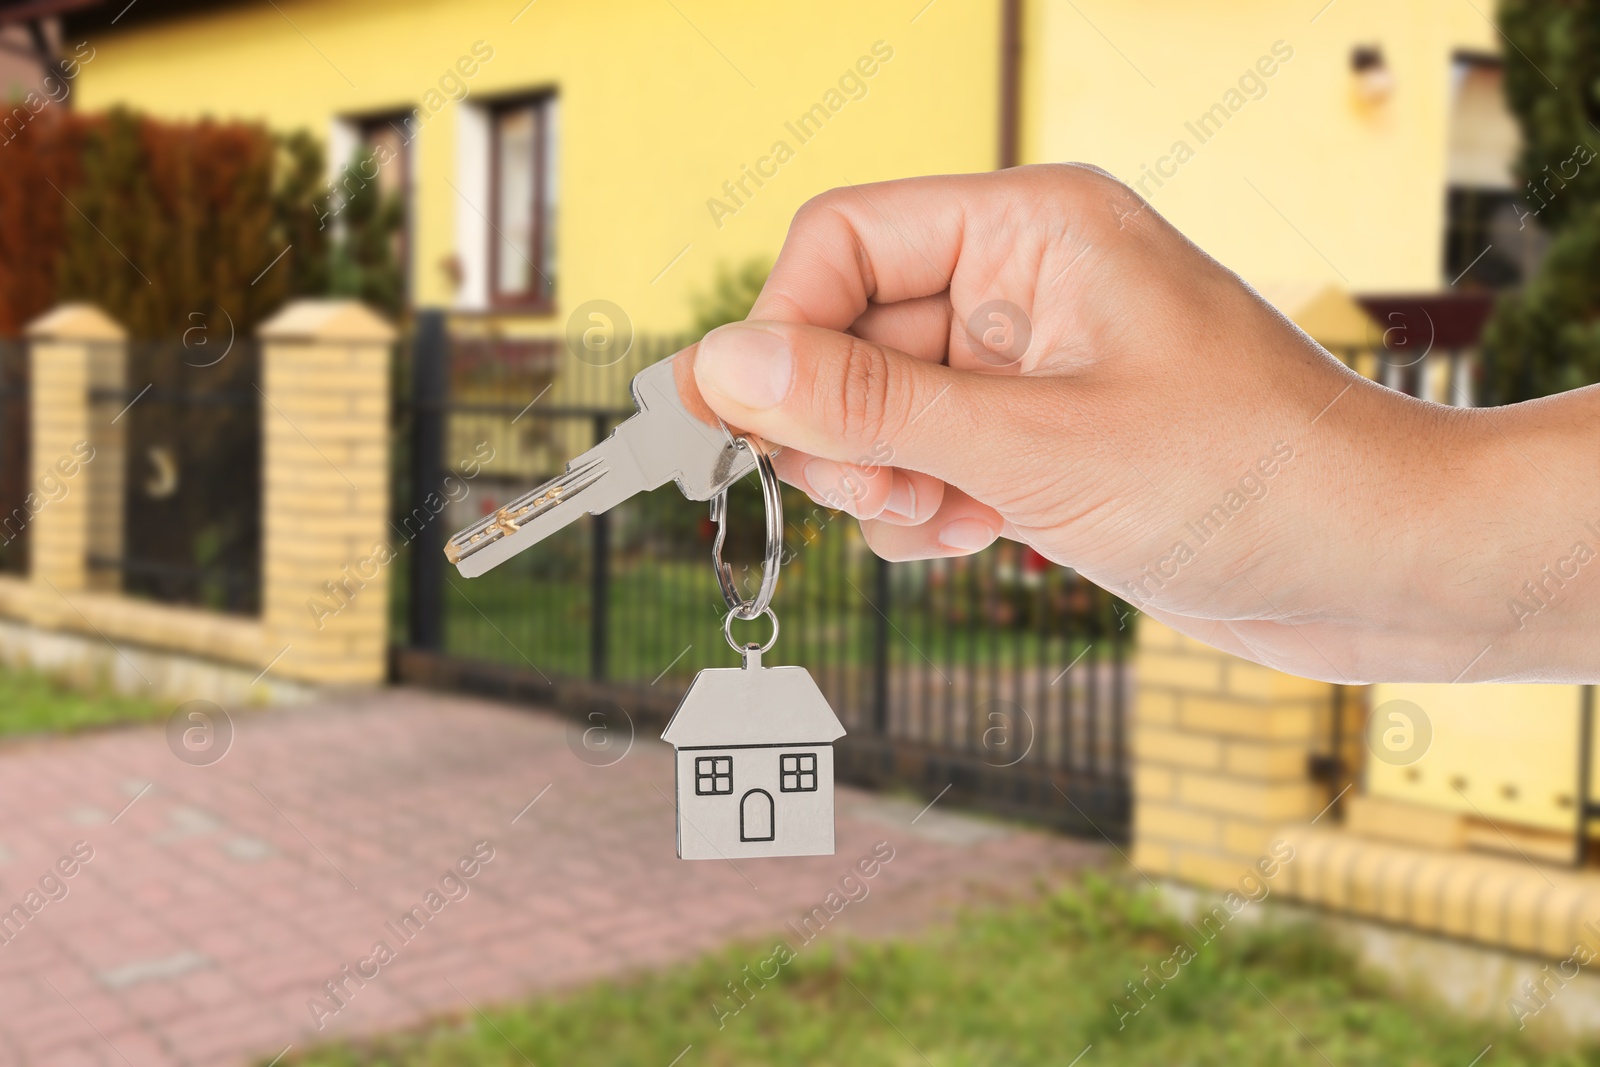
<box><xmin>681</xmin><ymin>166</ymin><xmax>1600</xmax><ymax>684</ymax></box>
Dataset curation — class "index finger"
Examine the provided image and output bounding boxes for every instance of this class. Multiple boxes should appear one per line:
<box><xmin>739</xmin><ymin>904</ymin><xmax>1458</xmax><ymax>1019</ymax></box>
<box><xmin>750</xmin><ymin>174</ymin><xmax>981</xmax><ymax>329</ymax></box>
<box><xmin>750</xmin><ymin>165</ymin><xmax>1118</xmax><ymax>333</ymax></box>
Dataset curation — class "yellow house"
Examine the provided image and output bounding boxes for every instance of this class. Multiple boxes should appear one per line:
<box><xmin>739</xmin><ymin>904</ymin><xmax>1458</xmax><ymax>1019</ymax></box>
<box><xmin>50</xmin><ymin>0</ymin><xmax>1002</xmax><ymax>334</ymax></box>
<box><xmin>43</xmin><ymin>0</ymin><xmax>1517</xmax><ymax>333</ymax></box>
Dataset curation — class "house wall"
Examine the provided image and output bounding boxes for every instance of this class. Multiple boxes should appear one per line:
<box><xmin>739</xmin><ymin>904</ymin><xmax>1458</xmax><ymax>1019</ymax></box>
<box><xmin>0</xmin><ymin>25</ymin><xmax>46</xmax><ymax>99</ymax></box>
<box><xmin>1024</xmin><ymin>0</ymin><xmax>1497</xmax><ymax>292</ymax></box>
<box><xmin>70</xmin><ymin>0</ymin><xmax>1003</xmax><ymax>332</ymax></box>
<box><xmin>675</xmin><ymin>746</ymin><xmax>835</xmax><ymax>860</ymax></box>
<box><xmin>72</xmin><ymin>0</ymin><xmax>1508</xmax><ymax>319</ymax></box>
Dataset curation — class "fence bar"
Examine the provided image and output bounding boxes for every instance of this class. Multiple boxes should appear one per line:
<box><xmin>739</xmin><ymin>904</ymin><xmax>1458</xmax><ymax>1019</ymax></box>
<box><xmin>589</xmin><ymin>413</ymin><xmax>611</xmax><ymax>681</ymax></box>
<box><xmin>0</xmin><ymin>341</ymin><xmax>31</xmax><ymax>576</ymax></box>
<box><xmin>407</xmin><ymin>309</ymin><xmax>447</xmax><ymax>650</ymax></box>
<box><xmin>1578</xmin><ymin>684</ymin><xmax>1596</xmax><ymax>868</ymax></box>
<box><xmin>870</xmin><ymin>551</ymin><xmax>890</xmax><ymax>735</ymax></box>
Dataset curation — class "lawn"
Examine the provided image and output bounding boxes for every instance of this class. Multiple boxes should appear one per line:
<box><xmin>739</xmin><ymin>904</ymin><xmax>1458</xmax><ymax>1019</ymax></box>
<box><xmin>284</xmin><ymin>875</ymin><xmax>1595</xmax><ymax>1067</ymax></box>
<box><xmin>0</xmin><ymin>663</ymin><xmax>169</xmax><ymax>736</ymax></box>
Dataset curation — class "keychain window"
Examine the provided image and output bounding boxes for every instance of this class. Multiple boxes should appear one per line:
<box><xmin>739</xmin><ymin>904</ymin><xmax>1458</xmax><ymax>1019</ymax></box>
<box><xmin>695</xmin><ymin>756</ymin><xmax>733</xmax><ymax>795</ymax></box>
<box><xmin>780</xmin><ymin>753</ymin><xmax>818</xmax><ymax>792</ymax></box>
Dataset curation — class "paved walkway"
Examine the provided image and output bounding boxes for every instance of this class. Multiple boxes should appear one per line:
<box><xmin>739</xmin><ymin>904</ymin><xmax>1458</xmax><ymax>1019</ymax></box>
<box><xmin>0</xmin><ymin>689</ymin><xmax>1103</xmax><ymax>1066</ymax></box>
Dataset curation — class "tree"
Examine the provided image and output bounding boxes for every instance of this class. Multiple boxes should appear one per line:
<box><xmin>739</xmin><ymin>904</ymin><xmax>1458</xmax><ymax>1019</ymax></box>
<box><xmin>326</xmin><ymin>146</ymin><xmax>404</xmax><ymax>318</ymax></box>
<box><xmin>1482</xmin><ymin>1</ymin><xmax>1600</xmax><ymax>403</ymax></box>
<box><xmin>691</xmin><ymin>257</ymin><xmax>770</xmax><ymax>336</ymax></box>
<box><xmin>0</xmin><ymin>109</ymin><xmax>394</xmax><ymax>340</ymax></box>
<box><xmin>0</xmin><ymin>112</ymin><xmax>86</xmax><ymax>335</ymax></box>
<box><xmin>275</xmin><ymin>130</ymin><xmax>332</xmax><ymax>299</ymax></box>
<box><xmin>56</xmin><ymin>108</ymin><xmax>297</xmax><ymax>338</ymax></box>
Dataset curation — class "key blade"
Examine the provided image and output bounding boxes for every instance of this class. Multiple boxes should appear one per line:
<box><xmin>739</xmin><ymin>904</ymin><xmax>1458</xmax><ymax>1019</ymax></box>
<box><xmin>443</xmin><ymin>354</ymin><xmax>766</xmax><ymax>578</ymax></box>
<box><xmin>446</xmin><ymin>435</ymin><xmax>643</xmax><ymax>578</ymax></box>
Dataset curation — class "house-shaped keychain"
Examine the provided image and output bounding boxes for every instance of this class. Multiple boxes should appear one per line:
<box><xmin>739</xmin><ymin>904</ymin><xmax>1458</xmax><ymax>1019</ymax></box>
<box><xmin>661</xmin><ymin>645</ymin><xmax>846</xmax><ymax>860</ymax></box>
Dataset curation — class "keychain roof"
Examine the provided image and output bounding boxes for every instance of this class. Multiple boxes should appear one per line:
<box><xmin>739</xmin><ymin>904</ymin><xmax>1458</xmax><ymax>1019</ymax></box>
<box><xmin>661</xmin><ymin>645</ymin><xmax>846</xmax><ymax>748</ymax></box>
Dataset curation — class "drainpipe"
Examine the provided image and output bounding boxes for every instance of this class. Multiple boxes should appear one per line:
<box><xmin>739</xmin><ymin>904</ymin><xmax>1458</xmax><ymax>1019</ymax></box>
<box><xmin>998</xmin><ymin>0</ymin><xmax>1022</xmax><ymax>169</ymax></box>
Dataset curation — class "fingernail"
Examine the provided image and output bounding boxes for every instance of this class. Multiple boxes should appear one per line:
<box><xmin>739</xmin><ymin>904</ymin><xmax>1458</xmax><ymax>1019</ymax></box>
<box><xmin>804</xmin><ymin>459</ymin><xmax>854</xmax><ymax>513</ymax></box>
<box><xmin>883</xmin><ymin>478</ymin><xmax>916</xmax><ymax>522</ymax></box>
<box><xmin>938</xmin><ymin>519</ymin><xmax>995</xmax><ymax>552</ymax></box>
<box><xmin>697</xmin><ymin>323</ymin><xmax>792</xmax><ymax>410</ymax></box>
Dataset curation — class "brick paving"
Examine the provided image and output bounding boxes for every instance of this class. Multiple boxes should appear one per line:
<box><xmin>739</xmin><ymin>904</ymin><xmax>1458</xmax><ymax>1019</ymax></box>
<box><xmin>0</xmin><ymin>689</ymin><xmax>1104</xmax><ymax>1066</ymax></box>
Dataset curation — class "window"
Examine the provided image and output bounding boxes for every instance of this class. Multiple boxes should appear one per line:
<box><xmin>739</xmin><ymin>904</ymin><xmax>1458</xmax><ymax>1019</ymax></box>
<box><xmin>695</xmin><ymin>756</ymin><xmax>732</xmax><ymax>795</ymax></box>
<box><xmin>780</xmin><ymin>753</ymin><xmax>817</xmax><ymax>793</ymax></box>
<box><xmin>1442</xmin><ymin>54</ymin><xmax>1545</xmax><ymax>288</ymax></box>
<box><xmin>489</xmin><ymin>94</ymin><xmax>558</xmax><ymax>308</ymax></box>
<box><xmin>357</xmin><ymin>114</ymin><xmax>413</xmax><ymax>301</ymax></box>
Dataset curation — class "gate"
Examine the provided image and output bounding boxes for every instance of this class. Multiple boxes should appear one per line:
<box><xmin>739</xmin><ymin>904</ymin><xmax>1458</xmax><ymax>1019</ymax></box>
<box><xmin>88</xmin><ymin>339</ymin><xmax>262</xmax><ymax>614</ymax></box>
<box><xmin>390</xmin><ymin>312</ymin><xmax>1132</xmax><ymax>839</ymax></box>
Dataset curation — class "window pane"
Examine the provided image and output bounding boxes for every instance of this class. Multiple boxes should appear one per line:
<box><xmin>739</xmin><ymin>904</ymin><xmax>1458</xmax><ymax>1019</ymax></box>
<box><xmin>494</xmin><ymin>105</ymin><xmax>536</xmax><ymax>296</ymax></box>
<box><xmin>359</xmin><ymin>118</ymin><xmax>409</xmax><ymax>292</ymax></box>
<box><xmin>361</xmin><ymin>121</ymin><xmax>407</xmax><ymax>200</ymax></box>
<box><xmin>542</xmin><ymin>98</ymin><xmax>558</xmax><ymax>297</ymax></box>
<box><xmin>1447</xmin><ymin>61</ymin><xmax>1518</xmax><ymax>190</ymax></box>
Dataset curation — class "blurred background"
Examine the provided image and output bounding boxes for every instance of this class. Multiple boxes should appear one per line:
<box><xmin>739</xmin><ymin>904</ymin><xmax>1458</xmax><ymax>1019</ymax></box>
<box><xmin>0</xmin><ymin>0</ymin><xmax>1596</xmax><ymax>1064</ymax></box>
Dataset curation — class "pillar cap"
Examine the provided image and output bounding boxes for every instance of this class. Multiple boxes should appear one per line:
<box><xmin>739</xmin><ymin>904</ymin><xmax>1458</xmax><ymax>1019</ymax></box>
<box><xmin>25</xmin><ymin>303</ymin><xmax>126</xmax><ymax>341</ymax></box>
<box><xmin>258</xmin><ymin>300</ymin><xmax>398</xmax><ymax>343</ymax></box>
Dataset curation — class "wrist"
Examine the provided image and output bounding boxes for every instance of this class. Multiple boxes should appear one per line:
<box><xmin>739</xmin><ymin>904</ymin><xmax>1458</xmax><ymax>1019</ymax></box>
<box><xmin>1443</xmin><ymin>388</ymin><xmax>1600</xmax><ymax>680</ymax></box>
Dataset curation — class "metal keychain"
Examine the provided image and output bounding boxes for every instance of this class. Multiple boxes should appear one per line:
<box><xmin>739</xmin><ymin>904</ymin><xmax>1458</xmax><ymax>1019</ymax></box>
<box><xmin>709</xmin><ymin>432</ymin><xmax>783</xmax><ymax>621</ymax></box>
<box><xmin>661</xmin><ymin>435</ymin><xmax>847</xmax><ymax>860</ymax></box>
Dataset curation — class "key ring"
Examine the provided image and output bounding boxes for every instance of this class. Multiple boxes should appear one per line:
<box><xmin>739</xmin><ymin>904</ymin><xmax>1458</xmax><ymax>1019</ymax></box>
<box><xmin>723</xmin><ymin>605</ymin><xmax>779</xmax><ymax>656</ymax></box>
<box><xmin>710</xmin><ymin>434</ymin><xmax>782</xmax><ymax>621</ymax></box>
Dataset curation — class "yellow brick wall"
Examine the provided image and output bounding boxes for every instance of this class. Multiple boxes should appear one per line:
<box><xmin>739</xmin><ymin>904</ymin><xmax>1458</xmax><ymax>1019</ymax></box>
<box><xmin>1133</xmin><ymin>620</ymin><xmax>1600</xmax><ymax>969</ymax></box>
<box><xmin>1132</xmin><ymin>618</ymin><xmax>1340</xmax><ymax>888</ymax></box>
<box><xmin>259</xmin><ymin>302</ymin><xmax>397</xmax><ymax>685</ymax></box>
<box><xmin>1282</xmin><ymin>825</ymin><xmax>1600</xmax><ymax>960</ymax></box>
<box><xmin>25</xmin><ymin>306</ymin><xmax>122</xmax><ymax>624</ymax></box>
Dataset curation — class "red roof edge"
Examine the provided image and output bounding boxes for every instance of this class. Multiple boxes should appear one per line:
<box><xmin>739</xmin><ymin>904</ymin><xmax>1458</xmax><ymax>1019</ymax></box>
<box><xmin>0</xmin><ymin>0</ymin><xmax>103</xmax><ymax>24</ymax></box>
<box><xmin>1355</xmin><ymin>291</ymin><xmax>1498</xmax><ymax>350</ymax></box>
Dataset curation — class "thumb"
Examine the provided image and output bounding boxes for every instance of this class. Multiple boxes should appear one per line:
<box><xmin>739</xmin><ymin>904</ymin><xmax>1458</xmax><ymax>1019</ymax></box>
<box><xmin>692</xmin><ymin>320</ymin><xmax>1011</xmax><ymax>484</ymax></box>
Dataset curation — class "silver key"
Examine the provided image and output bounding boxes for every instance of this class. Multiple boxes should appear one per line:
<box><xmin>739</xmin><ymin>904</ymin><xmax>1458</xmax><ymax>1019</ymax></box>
<box><xmin>445</xmin><ymin>355</ymin><xmax>755</xmax><ymax>578</ymax></box>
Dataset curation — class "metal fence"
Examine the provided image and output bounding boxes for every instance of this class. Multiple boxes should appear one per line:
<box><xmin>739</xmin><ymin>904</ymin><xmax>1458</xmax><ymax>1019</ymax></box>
<box><xmin>0</xmin><ymin>340</ymin><xmax>28</xmax><ymax>576</ymax></box>
<box><xmin>391</xmin><ymin>313</ymin><xmax>1132</xmax><ymax>838</ymax></box>
<box><xmin>1329</xmin><ymin>343</ymin><xmax>1478</xmax><ymax>407</ymax></box>
<box><xmin>88</xmin><ymin>340</ymin><xmax>262</xmax><ymax>614</ymax></box>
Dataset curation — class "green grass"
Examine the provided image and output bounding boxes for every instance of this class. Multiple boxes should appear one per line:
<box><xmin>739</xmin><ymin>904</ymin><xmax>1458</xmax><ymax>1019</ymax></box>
<box><xmin>0</xmin><ymin>664</ymin><xmax>170</xmax><ymax>736</ymax></box>
<box><xmin>284</xmin><ymin>874</ymin><xmax>1597</xmax><ymax>1067</ymax></box>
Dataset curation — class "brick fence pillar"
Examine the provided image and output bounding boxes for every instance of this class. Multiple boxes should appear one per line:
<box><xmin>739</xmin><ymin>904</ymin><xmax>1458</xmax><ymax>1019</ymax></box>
<box><xmin>258</xmin><ymin>301</ymin><xmax>396</xmax><ymax>685</ymax></box>
<box><xmin>1131</xmin><ymin>618</ymin><xmax>1346</xmax><ymax>887</ymax></box>
<box><xmin>24</xmin><ymin>305</ymin><xmax>124</xmax><ymax>624</ymax></box>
